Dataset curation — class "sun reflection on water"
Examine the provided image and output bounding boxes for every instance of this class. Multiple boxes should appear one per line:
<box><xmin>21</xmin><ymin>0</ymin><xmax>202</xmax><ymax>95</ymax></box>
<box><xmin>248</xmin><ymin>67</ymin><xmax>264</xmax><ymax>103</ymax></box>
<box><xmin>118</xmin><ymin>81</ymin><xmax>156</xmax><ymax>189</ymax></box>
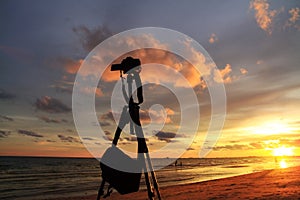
<box><xmin>279</xmin><ymin>159</ymin><xmax>287</xmax><ymax>168</ymax></box>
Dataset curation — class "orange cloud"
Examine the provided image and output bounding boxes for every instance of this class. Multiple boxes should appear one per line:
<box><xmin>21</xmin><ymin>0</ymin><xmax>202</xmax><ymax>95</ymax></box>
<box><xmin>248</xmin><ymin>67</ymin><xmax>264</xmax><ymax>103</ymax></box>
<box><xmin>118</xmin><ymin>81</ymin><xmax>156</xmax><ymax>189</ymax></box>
<box><xmin>59</xmin><ymin>57</ymin><xmax>83</xmax><ymax>74</ymax></box>
<box><xmin>240</xmin><ymin>68</ymin><xmax>248</xmax><ymax>75</ymax></box>
<box><xmin>101</xmin><ymin>48</ymin><xmax>202</xmax><ymax>88</ymax></box>
<box><xmin>78</xmin><ymin>86</ymin><xmax>104</xmax><ymax>97</ymax></box>
<box><xmin>288</xmin><ymin>7</ymin><xmax>300</xmax><ymax>24</ymax></box>
<box><xmin>214</xmin><ymin>64</ymin><xmax>248</xmax><ymax>84</ymax></box>
<box><xmin>140</xmin><ymin>107</ymin><xmax>174</xmax><ymax>124</ymax></box>
<box><xmin>219</xmin><ymin>64</ymin><xmax>233</xmax><ymax>84</ymax></box>
<box><xmin>285</xmin><ymin>7</ymin><xmax>300</xmax><ymax>30</ymax></box>
<box><xmin>209</xmin><ymin>33</ymin><xmax>218</xmax><ymax>44</ymax></box>
<box><xmin>250</xmin><ymin>0</ymin><xmax>277</xmax><ymax>34</ymax></box>
<box><xmin>75</xmin><ymin>33</ymin><xmax>219</xmax><ymax>92</ymax></box>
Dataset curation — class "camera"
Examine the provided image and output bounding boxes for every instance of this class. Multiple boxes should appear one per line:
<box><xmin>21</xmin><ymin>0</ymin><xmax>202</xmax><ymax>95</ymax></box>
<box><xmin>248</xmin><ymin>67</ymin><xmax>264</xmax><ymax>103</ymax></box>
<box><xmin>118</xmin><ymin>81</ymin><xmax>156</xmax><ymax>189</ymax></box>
<box><xmin>111</xmin><ymin>57</ymin><xmax>141</xmax><ymax>74</ymax></box>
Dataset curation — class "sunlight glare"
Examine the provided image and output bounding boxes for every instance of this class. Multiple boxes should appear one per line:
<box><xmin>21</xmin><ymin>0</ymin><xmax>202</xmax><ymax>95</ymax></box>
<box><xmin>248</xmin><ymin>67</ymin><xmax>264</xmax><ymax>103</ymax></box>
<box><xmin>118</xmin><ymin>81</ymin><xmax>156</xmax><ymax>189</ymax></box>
<box><xmin>273</xmin><ymin>146</ymin><xmax>294</xmax><ymax>156</ymax></box>
<box><xmin>253</xmin><ymin>122</ymin><xmax>291</xmax><ymax>135</ymax></box>
<box><xmin>279</xmin><ymin>159</ymin><xmax>288</xmax><ymax>168</ymax></box>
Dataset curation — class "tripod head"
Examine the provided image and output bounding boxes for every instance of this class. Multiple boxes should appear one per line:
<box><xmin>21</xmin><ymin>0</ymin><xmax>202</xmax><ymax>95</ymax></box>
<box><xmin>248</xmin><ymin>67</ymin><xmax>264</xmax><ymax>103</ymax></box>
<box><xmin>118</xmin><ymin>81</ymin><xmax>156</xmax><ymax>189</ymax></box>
<box><xmin>111</xmin><ymin>57</ymin><xmax>143</xmax><ymax>105</ymax></box>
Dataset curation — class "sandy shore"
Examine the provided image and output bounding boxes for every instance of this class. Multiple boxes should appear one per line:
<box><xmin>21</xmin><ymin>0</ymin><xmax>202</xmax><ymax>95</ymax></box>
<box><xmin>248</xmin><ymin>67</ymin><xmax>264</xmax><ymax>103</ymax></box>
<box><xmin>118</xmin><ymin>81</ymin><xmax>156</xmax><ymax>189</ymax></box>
<box><xmin>53</xmin><ymin>166</ymin><xmax>300</xmax><ymax>200</ymax></box>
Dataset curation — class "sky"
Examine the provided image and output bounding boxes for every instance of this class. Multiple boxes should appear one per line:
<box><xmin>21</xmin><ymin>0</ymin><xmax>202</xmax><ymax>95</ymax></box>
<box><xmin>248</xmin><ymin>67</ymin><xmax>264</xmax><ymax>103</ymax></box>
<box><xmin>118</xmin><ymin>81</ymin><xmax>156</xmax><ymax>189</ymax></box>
<box><xmin>0</xmin><ymin>0</ymin><xmax>300</xmax><ymax>158</ymax></box>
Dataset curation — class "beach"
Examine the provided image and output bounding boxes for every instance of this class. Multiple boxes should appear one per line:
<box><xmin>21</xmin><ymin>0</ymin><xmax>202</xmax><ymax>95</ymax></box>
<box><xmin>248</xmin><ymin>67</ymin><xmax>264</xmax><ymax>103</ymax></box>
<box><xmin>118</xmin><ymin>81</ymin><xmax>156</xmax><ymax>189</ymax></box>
<box><xmin>57</xmin><ymin>166</ymin><xmax>300</xmax><ymax>200</ymax></box>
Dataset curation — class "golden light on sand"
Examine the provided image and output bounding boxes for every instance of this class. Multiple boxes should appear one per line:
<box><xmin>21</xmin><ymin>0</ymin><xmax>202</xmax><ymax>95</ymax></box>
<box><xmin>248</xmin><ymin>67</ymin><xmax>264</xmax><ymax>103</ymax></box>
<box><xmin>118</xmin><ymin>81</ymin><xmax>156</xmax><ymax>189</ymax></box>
<box><xmin>273</xmin><ymin>146</ymin><xmax>294</xmax><ymax>156</ymax></box>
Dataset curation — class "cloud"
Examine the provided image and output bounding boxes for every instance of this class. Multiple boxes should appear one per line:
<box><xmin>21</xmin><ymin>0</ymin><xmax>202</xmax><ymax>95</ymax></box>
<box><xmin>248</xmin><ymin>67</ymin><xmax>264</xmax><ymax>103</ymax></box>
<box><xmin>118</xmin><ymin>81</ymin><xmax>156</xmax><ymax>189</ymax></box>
<box><xmin>103</xmin><ymin>130</ymin><xmax>114</xmax><ymax>141</ymax></box>
<box><xmin>38</xmin><ymin>116</ymin><xmax>68</xmax><ymax>123</ymax></box>
<box><xmin>58</xmin><ymin>57</ymin><xmax>83</xmax><ymax>75</ymax></box>
<box><xmin>100</xmin><ymin>111</ymin><xmax>114</xmax><ymax>121</ymax></box>
<box><xmin>186</xmin><ymin>147</ymin><xmax>195</xmax><ymax>151</ymax></box>
<box><xmin>155</xmin><ymin>131</ymin><xmax>179</xmax><ymax>143</ymax></box>
<box><xmin>57</xmin><ymin>134</ymin><xmax>80</xmax><ymax>143</ymax></box>
<box><xmin>46</xmin><ymin>140</ymin><xmax>56</xmax><ymax>143</ymax></box>
<box><xmin>73</xmin><ymin>25</ymin><xmax>112</xmax><ymax>52</ymax></box>
<box><xmin>79</xmin><ymin>33</ymin><xmax>210</xmax><ymax>89</ymax></box>
<box><xmin>140</xmin><ymin>108</ymin><xmax>174</xmax><ymax>124</ymax></box>
<box><xmin>124</xmin><ymin>136</ymin><xmax>138</xmax><ymax>142</ymax></box>
<box><xmin>50</xmin><ymin>82</ymin><xmax>73</xmax><ymax>94</ymax></box>
<box><xmin>99</xmin><ymin>121</ymin><xmax>112</xmax><ymax>127</ymax></box>
<box><xmin>35</xmin><ymin>96</ymin><xmax>71</xmax><ymax>113</ymax></box>
<box><xmin>213</xmin><ymin>144</ymin><xmax>252</xmax><ymax>151</ymax></box>
<box><xmin>0</xmin><ymin>130</ymin><xmax>10</xmax><ymax>138</ymax></box>
<box><xmin>219</xmin><ymin>64</ymin><xmax>232</xmax><ymax>83</ymax></box>
<box><xmin>79</xmin><ymin>86</ymin><xmax>104</xmax><ymax>97</ymax></box>
<box><xmin>285</xmin><ymin>7</ymin><xmax>300</xmax><ymax>30</ymax></box>
<box><xmin>82</xmin><ymin>137</ymin><xmax>95</xmax><ymax>141</ymax></box>
<box><xmin>249</xmin><ymin>142</ymin><xmax>264</xmax><ymax>149</ymax></box>
<box><xmin>288</xmin><ymin>7</ymin><xmax>300</xmax><ymax>24</ymax></box>
<box><xmin>209</xmin><ymin>33</ymin><xmax>218</xmax><ymax>44</ymax></box>
<box><xmin>18</xmin><ymin>129</ymin><xmax>44</xmax><ymax>138</ymax></box>
<box><xmin>0</xmin><ymin>89</ymin><xmax>16</xmax><ymax>100</ymax></box>
<box><xmin>214</xmin><ymin>64</ymin><xmax>248</xmax><ymax>84</ymax></box>
<box><xmin>240</xmin><ymin>68</ymin><xmax>248</xmax><ymax>75</ymax></box>
<box><xmin>0</xmin><ymin>115</ymin><xmax>14</xmax><ymax>122</ymax></box>
<box><xmin>100</xmin><ymin>107</ymin><xmax>175</xmax><ymax>126</ymax></box>
<box><xmin>250</xmin><ymin>0</ymin><xmax>277</xmax><ymax>34</ymax></box>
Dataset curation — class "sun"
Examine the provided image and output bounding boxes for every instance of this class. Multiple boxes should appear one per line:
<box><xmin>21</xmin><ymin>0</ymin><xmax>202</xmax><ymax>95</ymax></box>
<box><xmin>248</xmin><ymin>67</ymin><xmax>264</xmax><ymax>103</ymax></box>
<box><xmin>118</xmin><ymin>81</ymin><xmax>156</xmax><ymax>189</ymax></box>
<box><xmin>273</xmin><ymin>146</ymin><xmax>294</xmax><ymax>156</ymax></box>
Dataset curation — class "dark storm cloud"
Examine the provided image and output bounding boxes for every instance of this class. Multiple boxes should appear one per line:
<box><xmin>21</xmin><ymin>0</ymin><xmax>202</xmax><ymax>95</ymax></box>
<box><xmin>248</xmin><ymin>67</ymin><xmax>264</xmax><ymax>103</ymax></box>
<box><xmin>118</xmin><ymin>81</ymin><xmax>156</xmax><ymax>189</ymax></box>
<box><xmin>18</xmin><ymin>129</ymin><xmax>44</xmax><ymax>138</ymax></box>
<box><xmin>0</xmin><ymin>89</ymin><xmax>15</xmax><ymax>100</ymax></box>
<box><xmin>186</xmin><ymin>147</ymin><xmax>195</xmax><ymax>151</ymax></box>
<box><xmin>35</xmin><ymin>96</ymin><xmax>71</xmax><ymax>113</ymax></box>
<box><xmin>57</xmin><ymin>134</ymin><xmax>80</xmax><ymax>143</ymax></box>
<box><xmin>73</xmin><ymin>25</ymin><xmax>113</xmax><ymax>52</ymax></box>
<box><xmin>0</xmin><ymin>130</ymin><xmax>10</xmax><ymax>138</ymax></box>
<box><xmin>155</xmin><ymin>131</ymin><xmax>183</xmax><ymax>143</ymax></box>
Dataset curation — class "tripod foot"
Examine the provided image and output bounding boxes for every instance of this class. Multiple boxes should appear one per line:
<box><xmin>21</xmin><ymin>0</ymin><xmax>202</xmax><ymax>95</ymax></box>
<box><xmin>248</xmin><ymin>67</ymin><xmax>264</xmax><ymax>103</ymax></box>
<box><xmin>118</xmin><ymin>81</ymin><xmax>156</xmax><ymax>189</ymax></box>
<box><xmin>103</xmin><ymin>185</ymin><xmax>113</xmax><ymax>198</ymax></box>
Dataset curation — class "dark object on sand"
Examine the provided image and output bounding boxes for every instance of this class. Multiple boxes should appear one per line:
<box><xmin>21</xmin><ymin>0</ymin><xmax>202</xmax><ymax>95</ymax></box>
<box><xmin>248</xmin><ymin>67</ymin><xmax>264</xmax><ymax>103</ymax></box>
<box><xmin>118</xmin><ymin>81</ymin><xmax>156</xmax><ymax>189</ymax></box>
<box><xmin>100</xmin><ymin>146</ymin><xmax>142</xmax><ymax>194</ymax></box>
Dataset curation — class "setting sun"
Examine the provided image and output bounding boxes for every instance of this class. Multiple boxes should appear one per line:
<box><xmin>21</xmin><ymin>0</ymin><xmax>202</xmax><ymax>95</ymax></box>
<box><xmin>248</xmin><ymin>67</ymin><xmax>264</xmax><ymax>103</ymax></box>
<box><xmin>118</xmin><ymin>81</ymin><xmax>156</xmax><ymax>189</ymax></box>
<box><xmin>273</xmin><ymin>146</ymin><xmax>294</xmax><ymax>157</ymax></box>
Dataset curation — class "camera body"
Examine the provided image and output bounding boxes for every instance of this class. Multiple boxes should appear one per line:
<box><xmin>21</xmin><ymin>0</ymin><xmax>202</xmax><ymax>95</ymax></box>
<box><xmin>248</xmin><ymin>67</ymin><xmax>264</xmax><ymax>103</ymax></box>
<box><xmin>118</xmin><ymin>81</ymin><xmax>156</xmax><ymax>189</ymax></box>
<box><xmin>111</xmin><ymin>57</ymin><xmax>141</xmax><ymax>74</ymax></box>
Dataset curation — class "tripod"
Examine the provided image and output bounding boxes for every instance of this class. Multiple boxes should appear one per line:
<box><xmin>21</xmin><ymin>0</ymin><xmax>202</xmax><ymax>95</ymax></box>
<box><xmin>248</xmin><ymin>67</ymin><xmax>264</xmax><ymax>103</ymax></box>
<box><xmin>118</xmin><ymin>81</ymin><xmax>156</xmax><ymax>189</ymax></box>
<box><xmin>97</xmin><ymin>70</ymin><xmax>161</xmax><ymax>200</ymax></box>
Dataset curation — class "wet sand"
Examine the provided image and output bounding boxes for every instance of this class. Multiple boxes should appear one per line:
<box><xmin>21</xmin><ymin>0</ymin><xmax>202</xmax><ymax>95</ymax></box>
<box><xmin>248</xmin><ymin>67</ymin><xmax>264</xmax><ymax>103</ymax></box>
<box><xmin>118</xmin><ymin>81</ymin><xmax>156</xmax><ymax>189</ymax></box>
<box><xmin>52</xmin><ymin>166</ymin><xmax>300</xmax><ymax>200</ymax></box>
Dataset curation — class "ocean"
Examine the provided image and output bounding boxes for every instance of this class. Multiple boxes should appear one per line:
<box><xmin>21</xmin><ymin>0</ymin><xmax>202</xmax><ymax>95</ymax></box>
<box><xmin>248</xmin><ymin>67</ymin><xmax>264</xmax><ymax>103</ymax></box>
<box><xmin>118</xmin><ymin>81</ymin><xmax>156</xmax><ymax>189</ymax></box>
<box><xmin>1</xmin><ymin>156</ymin><xmax>300</xmax><ymax>199</ymax></box>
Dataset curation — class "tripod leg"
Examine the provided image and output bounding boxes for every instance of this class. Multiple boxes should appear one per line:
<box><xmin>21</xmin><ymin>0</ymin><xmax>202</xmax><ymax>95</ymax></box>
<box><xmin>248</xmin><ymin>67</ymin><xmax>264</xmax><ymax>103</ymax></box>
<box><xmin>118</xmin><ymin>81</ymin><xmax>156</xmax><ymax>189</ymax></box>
<box><xmin>97</xmin><ymin>179</ymin><xmax>105</xmax><ymax>200</ymax></box>
<box><xmin>112</xmin><ymin>126</ymin><xmax>122</xmax><ymax>145</ymax></box>
<box><xmin>112</xmin><ymin>106</ymin><xmax>129</xmax><ymax>145</ymax></box>
<box><xmin>145</xmin><ymin>153</ymin><xmax>162</xmax><ymax>200</ymax></box>
<box><xmin>139</xmin><ymin>153</ymin><xmax>154</xmax><ymax>200</ymax></box>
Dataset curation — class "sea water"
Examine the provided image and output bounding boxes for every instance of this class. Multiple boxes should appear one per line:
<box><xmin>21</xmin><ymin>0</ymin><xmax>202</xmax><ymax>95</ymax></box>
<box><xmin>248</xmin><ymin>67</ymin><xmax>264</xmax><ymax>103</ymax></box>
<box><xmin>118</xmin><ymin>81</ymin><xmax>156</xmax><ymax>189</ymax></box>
<box><xmin>1</xmin><ymin>156</ymin><xmax>300</xmax><ymax>199</ymax></box>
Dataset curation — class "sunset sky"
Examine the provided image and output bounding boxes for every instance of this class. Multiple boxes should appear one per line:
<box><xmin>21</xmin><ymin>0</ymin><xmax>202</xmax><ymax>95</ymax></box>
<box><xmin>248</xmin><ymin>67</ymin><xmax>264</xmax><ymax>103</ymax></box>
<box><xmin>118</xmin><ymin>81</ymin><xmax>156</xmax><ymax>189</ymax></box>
<box><xmin>1</xmin><ymin>0</ymin><xmax>299</xmax><ymax>158</ymax></box>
